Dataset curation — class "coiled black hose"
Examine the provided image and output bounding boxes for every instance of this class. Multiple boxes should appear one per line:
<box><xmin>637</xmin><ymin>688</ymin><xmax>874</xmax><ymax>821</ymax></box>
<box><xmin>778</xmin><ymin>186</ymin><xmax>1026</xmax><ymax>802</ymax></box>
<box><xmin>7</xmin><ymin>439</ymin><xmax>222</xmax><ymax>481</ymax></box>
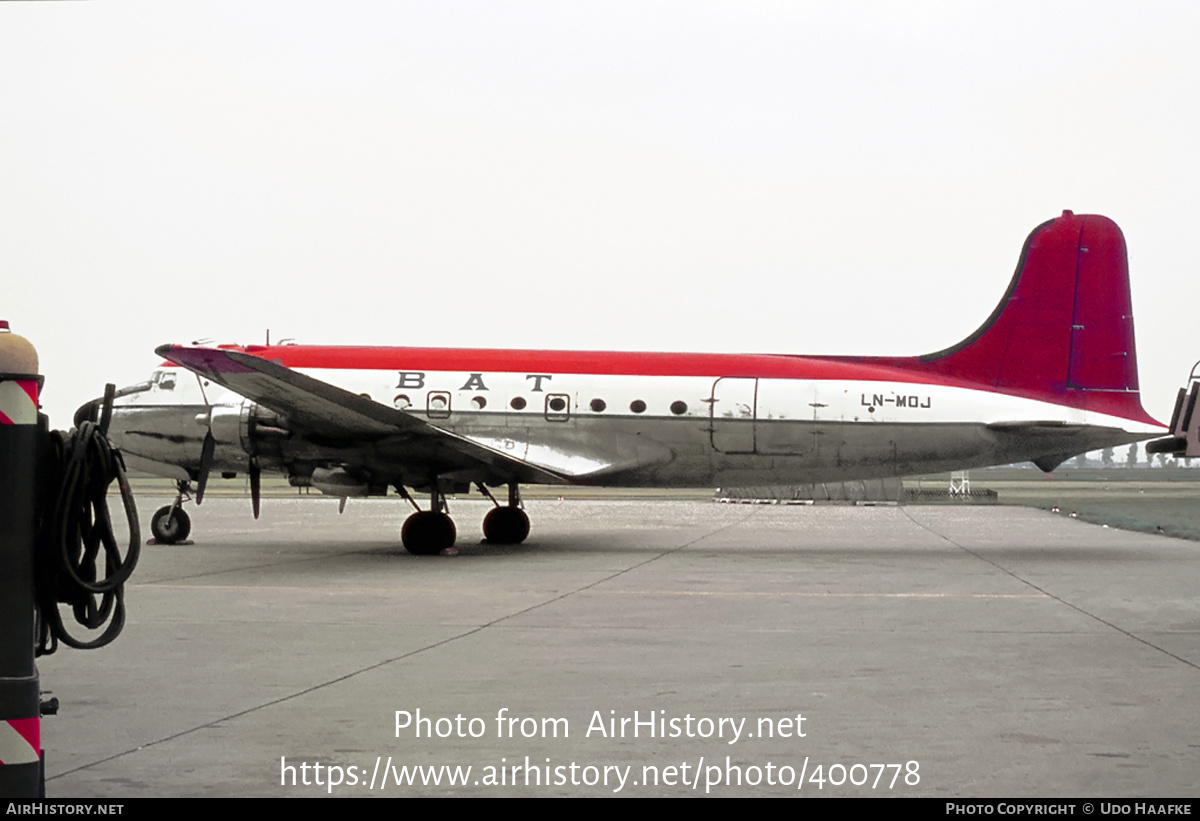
<box><xmin>35</xmin><ymin>398</ymin><xmax>141</xmax><ymax>655</ymax></box>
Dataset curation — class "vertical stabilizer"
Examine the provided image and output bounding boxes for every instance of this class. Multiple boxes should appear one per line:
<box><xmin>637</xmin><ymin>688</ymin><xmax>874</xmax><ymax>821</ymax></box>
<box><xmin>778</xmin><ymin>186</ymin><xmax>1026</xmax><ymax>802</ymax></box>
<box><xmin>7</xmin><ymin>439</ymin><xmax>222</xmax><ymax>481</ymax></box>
<box><xmin>915</xmin><ymin>211</ymin><xmax>1151</xmax><ymax>422</ymax></box>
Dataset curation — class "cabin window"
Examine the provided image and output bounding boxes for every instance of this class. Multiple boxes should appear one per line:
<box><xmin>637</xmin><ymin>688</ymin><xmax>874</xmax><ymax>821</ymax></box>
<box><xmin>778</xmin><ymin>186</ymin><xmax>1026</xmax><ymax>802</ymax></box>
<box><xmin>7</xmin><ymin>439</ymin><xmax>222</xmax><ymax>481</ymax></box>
<box><xmin>545</xmin><ymin>393</ymin><xmax>571</xmax><ymax>421</ymax></box>
<box><xmin>511</xmin><ymin>396</ymin><xmax>527</xmax><ymax>410</ymax></box>
<box><xmin>630</xmin><ymin>400</ymin><xmax>646</xmax><ymax>414</ymax></box>
<box><xmin>590</xmin><ymin>398</ymin><xmax>606</xmax><ymax>412</ymax></box>
<box><xmin>427</xmin><ymin>391</ymin><xmax>451</xmax><ymax>418</ymax></box>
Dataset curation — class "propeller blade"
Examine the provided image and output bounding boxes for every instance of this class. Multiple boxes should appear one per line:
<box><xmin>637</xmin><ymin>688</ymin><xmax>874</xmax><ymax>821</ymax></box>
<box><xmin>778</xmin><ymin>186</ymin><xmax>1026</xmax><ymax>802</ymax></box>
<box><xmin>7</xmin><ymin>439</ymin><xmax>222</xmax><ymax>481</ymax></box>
<box><xmin>196</xmin><ymin>430</ymin><xmax>216</xmax><ymax>505</ymax></box>
<box><xmin>250</xmin><ymin>461</ymin><xmax>261</xmax><ymax>519</ymax></box>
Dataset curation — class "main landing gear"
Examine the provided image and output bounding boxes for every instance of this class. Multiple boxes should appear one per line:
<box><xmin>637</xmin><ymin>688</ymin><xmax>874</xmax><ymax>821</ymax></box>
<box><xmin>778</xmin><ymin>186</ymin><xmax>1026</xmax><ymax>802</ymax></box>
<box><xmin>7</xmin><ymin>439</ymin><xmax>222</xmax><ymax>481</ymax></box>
<box><xmin>151</xmin><ymin>480</ymin><xmax>193</xmax><ymax>544</ymax></box>
<box><xmin>398</xmin><ymin>482</ymin><xmax>529</xmax><ymax>555</ymax></box>
<box><xmin>398</xmin><ymin>483</ymin><xmax>456</xmax><ymax>556</ymax></box>
<box><xmin>481</xmin><ymin>483</ymin><xmax>530</xmax><ymax>545</ymax></box>
<box><xmin>400</xmin><ymin>509</ymin><xmax>457</xmax><ymax>556</ymax></box>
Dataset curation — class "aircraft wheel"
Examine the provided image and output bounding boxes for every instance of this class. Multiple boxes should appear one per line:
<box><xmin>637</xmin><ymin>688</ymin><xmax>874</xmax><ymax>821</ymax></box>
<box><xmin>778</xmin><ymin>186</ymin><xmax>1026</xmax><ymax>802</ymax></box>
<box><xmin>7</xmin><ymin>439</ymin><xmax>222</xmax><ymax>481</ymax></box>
<box><xmin>483</xmin><ymin>506</ymin><xmax>530</xmax><ymax>545</ymax></box>
<box><xmin>401</xmin><ymin>511</ymin><xmax>456</xmax><ymax>555</ymax></box>
<box><xmin>151</xmin><ymin>506</ymin><xmax>191</xmax><ymax>544</ymax></box>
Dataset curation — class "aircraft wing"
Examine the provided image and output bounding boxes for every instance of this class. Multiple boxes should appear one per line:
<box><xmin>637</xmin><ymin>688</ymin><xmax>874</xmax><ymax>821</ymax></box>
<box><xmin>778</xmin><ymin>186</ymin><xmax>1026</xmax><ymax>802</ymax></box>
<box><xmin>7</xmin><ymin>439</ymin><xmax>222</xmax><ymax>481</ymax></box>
<box><xmin>156</xmin><ymin>345</ymin><xmax>574</xmax><ymax>485</ymax></box>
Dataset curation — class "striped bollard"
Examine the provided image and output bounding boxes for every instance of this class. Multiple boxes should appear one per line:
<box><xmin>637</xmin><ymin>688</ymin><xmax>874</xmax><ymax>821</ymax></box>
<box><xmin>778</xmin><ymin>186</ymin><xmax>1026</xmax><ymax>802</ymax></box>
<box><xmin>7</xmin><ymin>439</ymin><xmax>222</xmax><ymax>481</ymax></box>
<box><xmin>0</xmin><ymin>320</ymin><xmax>43</xmax><ymax>797</ymax></box>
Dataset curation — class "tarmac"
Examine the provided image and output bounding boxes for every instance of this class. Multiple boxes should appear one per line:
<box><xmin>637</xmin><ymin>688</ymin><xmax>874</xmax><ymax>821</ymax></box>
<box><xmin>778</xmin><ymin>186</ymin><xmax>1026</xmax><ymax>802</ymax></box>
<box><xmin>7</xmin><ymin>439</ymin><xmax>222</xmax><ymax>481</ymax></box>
<box><xmin>36</xmin><ymin>496</ymin><xmax>1200</xmax><ymax>797</ymax></box>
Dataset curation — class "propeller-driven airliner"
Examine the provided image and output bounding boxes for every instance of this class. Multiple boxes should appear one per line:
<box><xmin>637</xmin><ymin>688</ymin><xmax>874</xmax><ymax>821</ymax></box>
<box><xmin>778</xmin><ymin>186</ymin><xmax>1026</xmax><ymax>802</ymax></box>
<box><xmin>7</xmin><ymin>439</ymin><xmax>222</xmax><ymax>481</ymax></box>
<box><xmin>94</xmin><ymin>211</ymin><xmax>1164</xmax><ymax>554</ymax></box>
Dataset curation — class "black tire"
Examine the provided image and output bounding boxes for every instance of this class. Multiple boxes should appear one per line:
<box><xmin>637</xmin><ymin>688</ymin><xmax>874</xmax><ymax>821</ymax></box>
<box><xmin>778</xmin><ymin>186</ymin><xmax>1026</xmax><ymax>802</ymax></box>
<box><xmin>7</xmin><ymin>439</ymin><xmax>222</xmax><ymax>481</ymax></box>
<box><xmin>401</xmin><ymin>511</ymin><xmax>456</xmax><ymax>555</ymax></box>
<box><xmin>151</xmin><ymin>506</ymin><xmax>191</xmax><ymax>544</ymax></box>
<box><xmin>483</xmin><ymin>507</ymin><xmax>530</xmax><ymax>545</ymax></box>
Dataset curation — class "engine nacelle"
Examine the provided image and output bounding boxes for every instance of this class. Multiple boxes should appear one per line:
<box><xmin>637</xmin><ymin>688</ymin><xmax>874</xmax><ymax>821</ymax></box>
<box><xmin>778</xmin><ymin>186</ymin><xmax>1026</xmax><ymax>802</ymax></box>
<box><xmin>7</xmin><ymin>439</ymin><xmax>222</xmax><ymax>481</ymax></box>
<box><xmin>205</xmin><ymin>403</ymin><xmax>248</xmax><ymax>470</ymax></box>
<box><xmin>196</xmin><ymin>401</ymin><xmax>289</xmax><ymax>476</ymax></box>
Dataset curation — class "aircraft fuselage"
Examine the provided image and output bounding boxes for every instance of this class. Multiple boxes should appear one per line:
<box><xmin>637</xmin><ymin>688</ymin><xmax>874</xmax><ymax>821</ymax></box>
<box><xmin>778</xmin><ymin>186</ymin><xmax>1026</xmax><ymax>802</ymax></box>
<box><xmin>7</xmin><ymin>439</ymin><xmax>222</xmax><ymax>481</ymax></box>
<box><xmin>110</xmin><ymin>351</ymin><xmax>1157</xmax><ymax>493</ymax></box>
<box><xmin>98</xmin><ymin>212</ymin><xmax>1166</xmax><ymax>553</ymax></box>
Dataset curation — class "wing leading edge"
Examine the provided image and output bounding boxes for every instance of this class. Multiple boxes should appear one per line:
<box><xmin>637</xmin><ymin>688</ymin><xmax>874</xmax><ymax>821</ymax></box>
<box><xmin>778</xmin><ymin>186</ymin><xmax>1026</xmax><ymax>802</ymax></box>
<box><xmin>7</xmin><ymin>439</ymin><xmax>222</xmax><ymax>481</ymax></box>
<box><xmin>156</xmin><ymin>345</ymin><xmax>573</xmax><ymax>485</ymax></box>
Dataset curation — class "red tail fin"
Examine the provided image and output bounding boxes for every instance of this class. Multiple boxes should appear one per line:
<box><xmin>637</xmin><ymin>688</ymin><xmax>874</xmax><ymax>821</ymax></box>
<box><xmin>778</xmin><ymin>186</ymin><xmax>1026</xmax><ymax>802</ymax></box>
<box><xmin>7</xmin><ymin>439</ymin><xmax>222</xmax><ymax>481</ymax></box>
<box><xmin>913</xmin><ymin>211</ymin><xmax>1154</xmax><ymax>423</ymax></box>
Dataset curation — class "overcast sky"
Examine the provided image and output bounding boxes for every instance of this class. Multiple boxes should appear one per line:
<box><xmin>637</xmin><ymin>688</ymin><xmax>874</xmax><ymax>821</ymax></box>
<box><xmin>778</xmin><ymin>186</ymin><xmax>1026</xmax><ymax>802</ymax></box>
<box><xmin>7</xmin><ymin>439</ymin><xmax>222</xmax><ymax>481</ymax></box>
<box><xmin>4</xmin><ymin>1</ymin><xmax>1198</xmax><ymax>427</ymax></box>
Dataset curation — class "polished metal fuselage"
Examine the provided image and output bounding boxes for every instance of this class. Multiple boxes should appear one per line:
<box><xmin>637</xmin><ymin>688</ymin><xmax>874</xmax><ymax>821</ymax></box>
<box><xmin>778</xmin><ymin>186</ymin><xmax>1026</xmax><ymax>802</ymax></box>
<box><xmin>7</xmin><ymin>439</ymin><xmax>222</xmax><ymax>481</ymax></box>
<box><xmin>108</xmin><ymin>365</ymin><xmax>1154</xmax><ymax>493</ymax></box>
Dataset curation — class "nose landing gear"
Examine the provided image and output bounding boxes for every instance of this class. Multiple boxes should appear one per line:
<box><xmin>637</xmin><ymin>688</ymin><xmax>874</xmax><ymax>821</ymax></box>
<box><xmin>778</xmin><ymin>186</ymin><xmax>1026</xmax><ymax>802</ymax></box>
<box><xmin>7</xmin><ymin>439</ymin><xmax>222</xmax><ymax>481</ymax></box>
<box><xmin>150</xmin><ymin>505</ymin><xmax>191</xmax><ymax>543</ymax></box>
<box><xmin>150</xmin><ymin>480</ymin><xmax>193</xmax><ymax>544</ymax></box>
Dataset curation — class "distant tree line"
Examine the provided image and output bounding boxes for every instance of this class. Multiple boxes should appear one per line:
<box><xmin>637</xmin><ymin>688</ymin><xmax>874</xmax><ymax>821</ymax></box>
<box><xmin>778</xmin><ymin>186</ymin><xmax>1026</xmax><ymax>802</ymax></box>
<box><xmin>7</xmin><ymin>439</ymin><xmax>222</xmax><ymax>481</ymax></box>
<box><xmin>1056</xmin><ymin>443</ymin><xmax>1189</xmax><ymax>469</ymax></box>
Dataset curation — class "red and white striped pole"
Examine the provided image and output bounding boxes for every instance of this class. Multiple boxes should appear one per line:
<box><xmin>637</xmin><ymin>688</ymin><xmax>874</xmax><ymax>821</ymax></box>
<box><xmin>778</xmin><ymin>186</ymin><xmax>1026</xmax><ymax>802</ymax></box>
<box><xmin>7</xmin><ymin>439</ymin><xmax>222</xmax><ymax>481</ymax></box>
<box><xmin>0</xmin><ymin>320</ymin><xmax>44</xmax><ymax>797</ymax></box>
